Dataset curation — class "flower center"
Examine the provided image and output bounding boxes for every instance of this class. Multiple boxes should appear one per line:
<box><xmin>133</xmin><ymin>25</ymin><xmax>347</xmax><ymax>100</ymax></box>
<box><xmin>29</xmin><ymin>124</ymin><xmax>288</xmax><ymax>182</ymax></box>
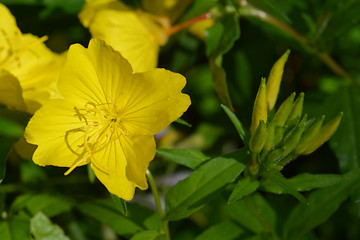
<box><xmin>64</xmin><ymin>101</ymin><xmax>126</xmax><ymax>176</ymax></box>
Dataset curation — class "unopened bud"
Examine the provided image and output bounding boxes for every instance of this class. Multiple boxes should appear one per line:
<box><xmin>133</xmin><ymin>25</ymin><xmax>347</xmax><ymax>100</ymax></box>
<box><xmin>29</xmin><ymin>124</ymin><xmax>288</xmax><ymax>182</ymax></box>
<box><xmin>295</xmin><ymin>116</ymin><xmax>324</xmax><ymax>154</ymax></box>
<box><xmin>274</xmin><ymin>92</ymin><xmax>296</xmax><ymax>127</ymax></box>
<box><xmin>287</xmin><ymin>92</ymin><xmax>304</xmax><ymax>125</ymax></box>
<box><xmin>273</xmin><ymin>125</ymin><xmax>287</xmax><ymax>147</ymax></box>
<box><xmin>266</xmin><ymin>49</ymin><xmax>291</xmax><ymax>111</ymax></box>
<box><xmin>281</xmin><ymin>115</ymin><xmax>307</xmax><ymax>157</ymax></box>
<box><xmin>249</xmin><ymin>120</ymin><xmax>267</xmax><ymax>153</ymax></box>
<box><xmin>263</xmin><ymin>117</ymin><xmax>276</xmax><ymax>152</ymax></box>
<box><xmin>251</xmin><ymin>78</ymin><xmax>267</xmax><ymax>136</ymax></box>
<box><xmin>265</xmin><ymin>147</ymin><xmax>286</xmax><ymax>167</ymax></box>
<box><xmin>303</xmin><ymin>112</ymin><xmax>343</xmax><ymax>155</ymax></box>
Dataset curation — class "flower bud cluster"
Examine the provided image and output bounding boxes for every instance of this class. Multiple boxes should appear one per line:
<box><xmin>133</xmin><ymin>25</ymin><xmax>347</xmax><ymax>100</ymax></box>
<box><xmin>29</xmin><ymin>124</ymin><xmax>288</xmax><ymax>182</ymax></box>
<box><xmin>248</xmin><ymin>50</ymin><xmax>342</xmax><ymax>175</ymax></box>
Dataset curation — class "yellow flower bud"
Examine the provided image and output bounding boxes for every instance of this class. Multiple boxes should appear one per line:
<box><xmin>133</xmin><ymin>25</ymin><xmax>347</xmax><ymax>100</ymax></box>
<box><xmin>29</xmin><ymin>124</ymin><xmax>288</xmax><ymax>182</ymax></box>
<box><xmin>251</xmin><ymin>78</ymin><xmax>267</xmax><ymax>136</ymax></box>
<box><xmin>294</xmin><ymin>116</ymin><xmax>324</xmax><ymax>155</ymax></box>
<box><xmin>287</xmin><ymin>92</ymin><xmax>304</xmax><ymax>125</ymax></box>
<box><xmin>266</xmin><ymin>50</ymin><xmax>291</xmax><ymax>111</ymax></box>
<box><xmin>249</xmin><ymin>120</ymin><xmax>267</xmax><ymax>153</ymax></box>
<box><xmin>273</xmin><ymin>125</ymin><xmax>286</xmax><ymax>147</ymax></box>
<box><xmin>274</xmin><ymin>92</ymin><xmax>296</xmax><ymax>127</ymax></box>
<box><xmin>281</xmin><ymin>115</ymin><xmax>307</xmax><ymax>157</ymax></box>
<box><xmin>263</xmin><ymin>117</ymin><xmax>277</xmax><ymax>152</ymax></box>
<box><xmin>302</xmin><ymin>112</ymin><xmax>343</xmax><ymax>155</ymax></box>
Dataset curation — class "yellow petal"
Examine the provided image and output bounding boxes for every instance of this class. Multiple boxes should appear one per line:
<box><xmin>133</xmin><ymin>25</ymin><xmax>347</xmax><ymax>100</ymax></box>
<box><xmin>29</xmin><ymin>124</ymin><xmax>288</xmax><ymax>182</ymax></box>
<box><xmin>122</xmin><ymin>135</ymin><xmax>155</xmax><ymax>189</ymax></box>
<box><xmin>119</xmin><ymin>68</ymin><xmax>191</xmax><ymax>135</ymax></box>
<box><xmin>86</xmin><ymin>39</ymin><xmax>133</xmax><ymax>102</ymax></box>
<box><xmin>1</xmin><ymin>3</ymin><xmax>64</xmax><ymax>113</ymax></box>
<box><xmin>90</xmin><ymin>135</ymin><xmax>155</xmax><ymax>200</ymax></box>
<box><xmin>57</xmin><ymin>42</ymin><xmax>108</xmax><ymax>106</ymax></box>
<box><xmin>0</xmin><ymin>70</ymin><xmax>26</xmax><ymax>111</ymax></box>
<box><xmin>25</xmin><ymin>99</ymin><xmax>86</xmax><ymax>167</ymax></box>
<box><xmin>79</xmin><ymin>0</ymin><xmax>159</xmax><ymax>72</ymax></box>
<box><xmin>0</xmin><ymin>3</ymin><xmax>22</xmax><ymax>62</ymax></box>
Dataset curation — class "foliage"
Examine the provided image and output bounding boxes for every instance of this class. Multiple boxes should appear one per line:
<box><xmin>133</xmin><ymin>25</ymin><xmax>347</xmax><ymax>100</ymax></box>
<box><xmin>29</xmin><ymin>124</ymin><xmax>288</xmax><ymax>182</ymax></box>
<box><xmin>1</xmin><ymin>0</ymin><xmax>360</xmax><ymax>239</ymax></box>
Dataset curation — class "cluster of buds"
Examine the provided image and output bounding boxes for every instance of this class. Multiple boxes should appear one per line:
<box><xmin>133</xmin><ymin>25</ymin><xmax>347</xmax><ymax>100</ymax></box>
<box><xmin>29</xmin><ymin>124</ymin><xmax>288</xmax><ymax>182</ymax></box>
<box><xmin>248</xmin><ymin>50</ymin><xmax>342</xmax><ymax>175</ymax></box>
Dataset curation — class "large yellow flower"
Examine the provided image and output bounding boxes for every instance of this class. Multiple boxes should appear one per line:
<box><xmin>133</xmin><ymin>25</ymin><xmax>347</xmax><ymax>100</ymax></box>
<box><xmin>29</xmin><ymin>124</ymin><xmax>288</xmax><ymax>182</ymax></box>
<box><xmin>79</xmin><ymin>0</ymin><xmax>170</xmax><ymax>73</ymax></box>
<box><xmin>0</xmin><ymin>3</ymin><xmax>63</xmax><ymax>113</ymax></box>
<box><xmin>25</xmin><ymin>39</ymin><xmax>191</xmax><ymax>200</ymax></box>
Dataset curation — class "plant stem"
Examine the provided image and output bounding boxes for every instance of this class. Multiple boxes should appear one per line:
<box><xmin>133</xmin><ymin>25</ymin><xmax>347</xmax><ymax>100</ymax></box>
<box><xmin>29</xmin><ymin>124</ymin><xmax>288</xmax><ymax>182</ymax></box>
<box><xmin>237</xmin><ymin>0</ymin><xmax>352</xmax><ymax>80</ymax></box>
<box><xmin>146</xmin><ymin>170</ymin><xmax>170</xmax><ymax>240</ymax></box>
<box><xmin>167</xmin><ymin>13</ymin><xmax>211</xmax><ymax>36</ymax></box>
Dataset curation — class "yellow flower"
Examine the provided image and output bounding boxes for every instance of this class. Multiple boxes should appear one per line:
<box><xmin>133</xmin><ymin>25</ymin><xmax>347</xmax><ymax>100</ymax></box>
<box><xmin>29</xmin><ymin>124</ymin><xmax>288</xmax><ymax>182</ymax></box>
<box><xmin>79</xmin><ymin>0</ymin><xmax>170</xmax><ymax>73</ymax></box>
<box><xmin>0</xmin><ymin>3</ymin><xmax>64</xmax><ymax>113</ymax></box>
<box><xmin>25</xmin><ymin>39</ymin><xmax>191</xmax><ymax>200</ymax></box>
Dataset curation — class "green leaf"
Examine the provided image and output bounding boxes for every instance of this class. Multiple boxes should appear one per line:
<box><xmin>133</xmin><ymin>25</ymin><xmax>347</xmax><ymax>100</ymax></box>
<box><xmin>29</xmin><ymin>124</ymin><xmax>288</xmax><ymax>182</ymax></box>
<box><xmin>327</xmin><ymin>86</ymin><xmax>360</xmax><ymax>172</ymax></box>
<box><xmin>208</xmin><ymin>57</ymin><xmax>234</xmax><ymax>110</ymax></box>
<box><xmin>30</xmin><ymin>212</ymin><xmax>69</xmax><ymax>240</ymax></box>
<box><xmin>247</xmin><ymin>0</ymin><xmax>291</xmax><ymax>24</ymax></box>
<box><xmin>221</xmin><ymin>104</ymin><xmax>246</xmax><ymax>141</ymax></box>
<box><xmin>111</xmin><ymin>194</ymin><xmax>127</xmax><ymax>216</ymax></box>
<box><xmin>174</xmin><ymin>118</ymin><xmax>192</xmax><ymax>127</ymax></box>
<box><xmin>228</xmin><ymin>177</ymin><xmax>259</xmax><ymax>203</ymax></box>
<box><xmin>0</xmin><ymin>117</ymin><xmax>24</xmax><ymax>138</ymax></box>
<box><xmin>77</xmin><ymin>199</ymin><xmax>143</xmax><ymax>236</ymax></box>
<box><xmin>156</xmin><ymin>148</ymin><xmax>209</xmax><ymax>169</ymax></box>
<box><xmin>262</xmin><ymin>172</ymin><xmax>308</xmax><ymax>204</ymax></box>
<box><xmin>283</xmin><ymin>168</ymin><xmax>360</xmax><ymax>239</ymax></box>
<box><xmin>77</xmin><ymin>200</ymin><xmax>160</xmax><ymax>236</ymax></box>
<box><xmin>165</xmin><ymin>148</ymin><xmax>249</xmax><ymax>221</ymax></box>
<box><xmin>0</xmin><ymin>215</ymin><xmax>31</xmax><ymax>240</ymax></box>
<box><xmin>0</xmin><ymin>136</ymin><xmax>13</xmax><ymax>183</ymax></box>
<box><xmin>260</xmin><ymin>173</ymin><xmax>343</xmax><ymax>194</ymax></box>
<box><xmin>206</xmin><ymin>13</ymin><xmax>240</xmax><ymax>110</ymax></box>
<box><xmin>130</xmin><ymin>231</ymin><xmax>165</xmax><ymax>240</ymax></box>
<box><xmin>180</xmin><ymin>0</ymin><xmax>217</xmax><ymax>21</ymax></box>
<box><xmin>194</xmin><ymin>220</ymin><xmax>244</xmax><ymax>240</ymax></box>
<box><xmin>322</xmin><ymin>1</ymin><xmax>360</xmax><ymax>43</ymax></box>
<box><xmin>222</xmin><ymin>193</ymin><xmax>277</xmax><ymax>236</ymax></box>
<box><xmin>10</xmin><ymin>194</ymin><xmax>73</xmax><ymax>217</ymax></box>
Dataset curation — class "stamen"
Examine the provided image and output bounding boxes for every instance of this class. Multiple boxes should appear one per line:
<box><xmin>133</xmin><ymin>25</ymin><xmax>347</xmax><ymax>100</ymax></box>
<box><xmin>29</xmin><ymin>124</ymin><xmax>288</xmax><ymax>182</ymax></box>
<box><xmin>64</xmin><ymin>154</ymin><xmax>90</xmax><ymax>176</ymax></box>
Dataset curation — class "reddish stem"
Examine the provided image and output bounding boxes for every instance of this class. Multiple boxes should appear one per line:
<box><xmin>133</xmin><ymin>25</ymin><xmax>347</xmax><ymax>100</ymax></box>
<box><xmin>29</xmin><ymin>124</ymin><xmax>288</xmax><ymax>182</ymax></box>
<box><xmin>167</xmin><ymin>12</ymin><xmax>211</xmax><ymax>36</ymax></box>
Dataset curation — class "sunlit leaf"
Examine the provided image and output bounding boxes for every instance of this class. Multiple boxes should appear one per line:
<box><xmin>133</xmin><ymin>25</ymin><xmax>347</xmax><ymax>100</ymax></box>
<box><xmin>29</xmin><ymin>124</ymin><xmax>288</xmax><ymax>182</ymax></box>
<box><xmin>30</xmin><ymin>212</ymin><xmax>69</xmax><ymax>240</ymax></box>
<box><xmin>260</xmin><ymin>173</ymin><xmax>343</xmax><ymax>194</ymax></box>
<box><xmin>165</xmin><ymin>148</ymin><xmax>249</xmax><ymax>221</ymax></box>
<box><xmin>262</xmin><ymin>172</ymin><xmax>308</xmax><ymax>204</ymax></box>
<box><xmin>228</xmin><ymin>177</ymin><xmax>259</xmax><ymax>203</ymax></box>
<box><xmin>223</xmin><ymin>193</ymin><xmax>277</xmax><ymax>237</ymax></box>
<box><xmin>156</xmin><ymin>148</ymin><xmax>209</xmax><ymax>169</ymax></box>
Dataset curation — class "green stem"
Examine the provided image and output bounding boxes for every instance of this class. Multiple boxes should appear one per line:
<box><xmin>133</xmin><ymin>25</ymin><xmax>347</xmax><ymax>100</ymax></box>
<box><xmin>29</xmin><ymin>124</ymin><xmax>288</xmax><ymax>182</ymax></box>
<box><xmin>146</xmin><ymin>170</ymin><xmax>170</xmax><ymax>240</ymax></box>
<box><xmin>237</xmin><ymin>0</ymin><xmax>352</xmax><ymax>80</ymax></box>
